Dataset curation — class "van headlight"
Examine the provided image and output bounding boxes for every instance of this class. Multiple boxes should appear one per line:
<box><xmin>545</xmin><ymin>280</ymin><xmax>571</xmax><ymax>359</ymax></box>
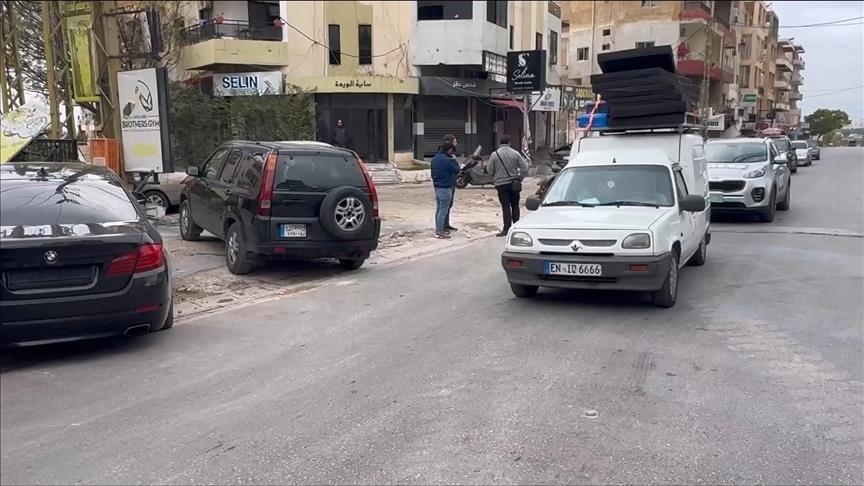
<box><xmin>622</xmin><ymin>233</ymin><xmax>651</xmax><ymax>249</ymax></box>
<box><xmin>509</xmin><ymin>231</ymin><xmax>533</xmax><ymax>247</ymax></box>
<box><xmin>743</xmin><ymin>166</ymin><xmax>767</xmax><ymax>179</ymax></box>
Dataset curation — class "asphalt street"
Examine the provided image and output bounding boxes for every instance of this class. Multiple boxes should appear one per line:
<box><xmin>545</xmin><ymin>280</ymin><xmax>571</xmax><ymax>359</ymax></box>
<box><xmin>1</xmin><ymin>148</ymin><xmax>862</xmax><ymax>485</ymax></box>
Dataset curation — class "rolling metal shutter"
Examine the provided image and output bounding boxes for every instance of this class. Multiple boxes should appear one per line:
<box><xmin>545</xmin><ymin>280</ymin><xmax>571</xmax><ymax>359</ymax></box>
<box><xmin>422</xmin><ymin>98</ymin><xmax>467</xmax><ymax>156</ymax></box>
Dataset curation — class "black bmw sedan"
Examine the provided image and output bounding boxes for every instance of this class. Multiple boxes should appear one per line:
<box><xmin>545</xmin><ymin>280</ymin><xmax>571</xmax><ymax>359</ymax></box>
<box><xmin>0</xmin><ymin>162</ymin><xmax>173</xmax><ymax>346</ymax></box>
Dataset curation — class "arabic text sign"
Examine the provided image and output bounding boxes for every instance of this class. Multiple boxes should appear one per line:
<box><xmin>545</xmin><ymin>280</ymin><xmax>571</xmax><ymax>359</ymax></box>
<box><xmin>334</xmin><ymin>79</ymin><xmax>374</xmax><ymax>89</ymax></box>
<box><xmin>117</xmin><ymin>68</ymin><xmax>166</xmax><ymax>172</ymax></box>
<box><xmin>530</xmin><ymin>87</ymin><xmax>561</xmax><ymax>112</ymax></box>
<box><xmin>1</xmin><ymin>102</ymin><xmax>51</xmax><ymax>163</ymax></box>
<box><xmin>214</xmin><ymin>72</ymin><xmax>283</xmax><ymax>96</ymax></box>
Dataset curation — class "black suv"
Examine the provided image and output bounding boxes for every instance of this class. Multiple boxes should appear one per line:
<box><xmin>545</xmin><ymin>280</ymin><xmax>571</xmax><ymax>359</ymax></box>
<box><xmin>179</xmin><ymin>141</ymin><xmax>380</xmax><ymax>274</ymax></box>
<box><xmin>767</xmin><ymin>136</ymin><xmax>799</xmax><ymax>173</ymax></box>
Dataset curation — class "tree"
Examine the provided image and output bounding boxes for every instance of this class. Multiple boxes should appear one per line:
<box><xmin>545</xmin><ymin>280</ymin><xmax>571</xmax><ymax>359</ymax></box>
<box><xmin>115</xmin><ymin>1</ymin><xmax>190</xmax><ymax>71</ymax></box>
<box><xmin>805</xmin><ymin>109</ymin><xmax>851</xmax><ymax>139</ymax></box>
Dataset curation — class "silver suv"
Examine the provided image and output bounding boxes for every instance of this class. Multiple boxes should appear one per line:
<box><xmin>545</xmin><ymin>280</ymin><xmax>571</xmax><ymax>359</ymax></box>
<box><xmin>705</xmin><ymin>138</ymin><xmax>791</xmax><ymax>222</ymax></box>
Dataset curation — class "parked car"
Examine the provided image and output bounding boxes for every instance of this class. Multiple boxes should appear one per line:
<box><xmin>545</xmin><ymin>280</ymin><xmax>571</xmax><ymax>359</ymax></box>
<box><xmin>550</xmin><ymin>143</ymin><xmax>572</xmax><ymax>169</ymax></box>
<box><xmin>0</xmin><ymin>162</ymin><xmax>173</xmax><ymax>347</ymax></box>
<box><xmin>767</xmin><ymin>136</ymin><xmax>799</xmax><ymax>173</ymax></box>
<box><xmin>501</xmin><ymin>132</ymin><xmax>709</xmax><ymax>308</ymax></box>
<box><xmin>791</xmin><ymin>140</ymin><xmax>812</xmax><ymax>166</ymax></box>
<box><xmin>806</xmin><ymin>139</ymin><xmax>821</xmax><ymax>160</ymax></box>
<box><xmin>139</xmin><ymin>171</ymin><xmax>188</xmax><ymax>210</ymax></box>
<box><xmin>180</xmin><ymin>141</ymin><xmax>381</xmax><ymax>274</ymax></box>
<box><xmin>704</xmin><ymin>138</ymin><xmax>791</xmax><ymax>222</ymax></box>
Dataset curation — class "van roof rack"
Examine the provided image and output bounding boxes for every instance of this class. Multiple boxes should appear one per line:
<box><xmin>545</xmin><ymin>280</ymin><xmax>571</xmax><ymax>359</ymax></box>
<box><xmin>598</xmin><ymin>122</ymin><xmax>702</xmax><ymax>136</ymax></box>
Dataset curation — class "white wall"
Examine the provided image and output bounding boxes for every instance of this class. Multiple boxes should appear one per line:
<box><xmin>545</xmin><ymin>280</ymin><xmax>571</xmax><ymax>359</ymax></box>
<box><xmin>567</xmin><ymin>21</ymin><xmax>679</xmax><ymax>82</ymax></box>
<box><xmin>413</xmin><ymin>1</ymin><xmax>508</xmax><ymax>66</ymax></box>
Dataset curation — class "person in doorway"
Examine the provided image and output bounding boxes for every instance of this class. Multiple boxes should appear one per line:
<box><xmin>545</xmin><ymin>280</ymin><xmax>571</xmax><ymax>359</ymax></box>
<box><xmin>485</xmin><ymin>135</ymin><xmax>529</xmax><ymax>237</ymax></box>
<box><xmin>332</xmin><ymin>119</ymin><xmax>349</xmax><ymax>148</ymax></box>
<box><xmin>441</xmin><ymin>134</ymin><xmax>460</xmax><ymax>232</ymax></box>
<box><xmin>431</xmin><ymin>141</ymin><xmax>460</xmax><ymax>239</ymax></box>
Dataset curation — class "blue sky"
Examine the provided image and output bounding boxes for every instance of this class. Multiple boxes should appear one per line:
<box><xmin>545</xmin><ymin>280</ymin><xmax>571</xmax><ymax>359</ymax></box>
<box><xmin>770</xmin><ymin>1</ymin><xmax>864</xmax><ymax>122</ymax></box>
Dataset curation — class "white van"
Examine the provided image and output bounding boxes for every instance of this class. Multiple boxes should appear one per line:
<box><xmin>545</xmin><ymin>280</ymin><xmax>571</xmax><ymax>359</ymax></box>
<box><xmin>501</xmin><ymin>131</ymin><xmax>710</xmax><ymax>307</ymax></box>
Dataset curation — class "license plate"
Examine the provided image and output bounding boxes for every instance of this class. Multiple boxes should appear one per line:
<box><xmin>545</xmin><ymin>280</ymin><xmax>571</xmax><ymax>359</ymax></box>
<box><xmin>709</xmin><ymin>192</ymin><xmax>724</xmax><ymax>203</ymax></box>
<box><xmin>280</xmin><ymin>224</ymin><xmax>307</xmax><ymax>238</ymax></box>
<box><xmin>544</xmin><ymin>262</ymin><xmax>603</xmax><ymax>277</ymax></box>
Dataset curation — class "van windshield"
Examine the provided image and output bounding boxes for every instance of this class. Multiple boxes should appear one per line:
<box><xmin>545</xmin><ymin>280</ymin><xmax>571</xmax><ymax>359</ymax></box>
<box><xmin>544</xmin><ymin>165</ymin><xmax>674</xmax><ymax>208</ymax></box>
<box><xmin>705</xmin><ymin>142</ymin><xmax>768</xmax><ymax>163</ymax></box>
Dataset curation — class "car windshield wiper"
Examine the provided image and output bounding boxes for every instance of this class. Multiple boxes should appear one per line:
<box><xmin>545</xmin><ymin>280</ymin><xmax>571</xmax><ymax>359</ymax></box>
<box><xmin>595</xmin><ymin>201</ymin><xmax>660</xmax><ymax>208</ymax></box>
<box><xmin>542</xmin><ymin>200</ymin><xmax>595</xmax><ymax>207</ymax></box>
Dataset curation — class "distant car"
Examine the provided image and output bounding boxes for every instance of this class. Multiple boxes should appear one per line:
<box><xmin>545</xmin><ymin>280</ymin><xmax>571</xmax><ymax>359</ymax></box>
<box><xmin>180</xmin><ymin>141</ymin><xmax>381</xmax><ymax>274</ymax></box>
<box><xmin>0</xmin><ymin>162</ymin><xmax>173</xmax><ymax>347</ymax></box>
<box><xmin>791</xmin><ymin>140</ymin><xmax>812</xmax><ymax>167</ymax></box>
<box><xmin>705</xmin><ymin>138</ymin><xmax>792</xmax><ymax>222</ymax></box>
<box><xmin>767</xmin><ymin>136</ymin><xmax>799</xmax><ymax>173</ymax></box>
<box><xmin>805</xmin><ymin>139</ymin><xmax>820</xmax><ymax>160</ymax></box>
<box><xmin>550</xmin><ymin>143</ymin><xmax>572</xmax><ymax>168</ymax></box>
<box><xmin>140</xmin><ymin>171</ymin><xmax>187</xmax><ymax>210</ymax></box>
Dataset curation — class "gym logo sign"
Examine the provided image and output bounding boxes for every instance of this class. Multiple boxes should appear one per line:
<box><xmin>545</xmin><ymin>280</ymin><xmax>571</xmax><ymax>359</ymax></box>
<box><xmin>117</xmin><ymin>68</ymin><xmax>172</xmax><ymax>173</ymax></box>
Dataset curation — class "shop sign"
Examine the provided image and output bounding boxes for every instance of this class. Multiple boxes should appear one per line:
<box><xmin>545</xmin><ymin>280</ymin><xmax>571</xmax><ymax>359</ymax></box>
<box><xmin>740</xmin><ymin>93</ymin><xmax>758</xmax><ymax>108</ymax></box>
<box><xmin>117</xmin><ymin>68</ymin><xmax>172</xmax><ymax>173</ymax></box>
<box><xmin>334</xmin><ymin>79</ymin><xmax>374</xmax><ymax>89</ymax></box>
<box><xmin>561</xmin><ymin>86</ymin><xmax>594</xmax><ymax>111</ymax></box>
<box><xmin>214</xmin><ymin>72</ymin><xmax>283</xmax><ymax>96</ymax></box>
<box><xmin>707</xmin><ymin>114</ymin><xmax>726</xmax><ymax>131</ymax></box>
<box><xmin>506</xmin><ymin>50</ymin><xmax>547</xmax><ymax>93</ymax></box>
<box><xmin>530</xmin><ymin>87</ymin><xmax>561</xmax><ymax>112</ymax></box>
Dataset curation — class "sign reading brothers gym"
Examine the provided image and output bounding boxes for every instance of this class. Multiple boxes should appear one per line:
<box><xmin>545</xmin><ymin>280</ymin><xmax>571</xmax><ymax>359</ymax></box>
<box><xmin>506</xmin><ymin>50</ymin><xmax>547</xmax><ymax>93</ymax></box>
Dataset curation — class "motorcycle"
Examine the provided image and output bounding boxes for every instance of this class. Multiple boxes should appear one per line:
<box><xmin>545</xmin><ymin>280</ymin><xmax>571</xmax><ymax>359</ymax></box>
<box><xmin>455</xmin><ymin>145</ymin><xmax>495</xmax><ymax>189</ymax></box>
<box><xmin>534</xmin><ymin>165</ymin><xmax>561</xmax><ymax>199</ymax></box>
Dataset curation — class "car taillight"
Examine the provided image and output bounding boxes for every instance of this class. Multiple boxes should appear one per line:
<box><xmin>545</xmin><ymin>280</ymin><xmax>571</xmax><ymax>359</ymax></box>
<box><xmin>106</xmin><ymin>243</ymin><xmax>164</xmax><ymax>277</ymax></box>
<box><xmin>257</xmin><ymin>152</ymin><xmax>278</xmax><ymax>216</ymax></box>
<box><xmin>357</xmin><ymin>159</ymin><xmax>379</xmax><ymax>218</ymax></box>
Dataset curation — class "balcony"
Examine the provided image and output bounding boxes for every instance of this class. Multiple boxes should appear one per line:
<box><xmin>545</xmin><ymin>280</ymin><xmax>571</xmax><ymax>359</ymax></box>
<box><xmin>680</xmin><ymin>1</ymin><xmax>712</xmax><ymax>22</ymax></box>
<box><xmin>774</xmin><ymin>77</ymin><xmax>791</xmax><ymax>91</ymax></box>
<box><xmin>180</xmin><ymin>20</ymin><xmax>289</xmax><ymax>71</ymax></box>
<box><xmin>793</xmin><ymin>58</ymin><xmax>805</xmax><ymax>69</ymax></box>
<box><xmin>792</xmin><ymin>73</ymin><xmax>803</xmax><ymax>85</ymax></box>
<box><xmin>677</xmin><ymin>59</ymin><xmax>734</xmax><ymax>83</ymax></box>
<box><xmin>774</xmin><ymin>102</ymin><xmax>789</xmax><ymax>112</ymax></box>
<box><xmin>789</xmin><ymin>91</ymin><xmax>803</xmax><ymax>100</ymax></box>
<box><xmin>776</xmin><ymin>57</ymin><xmax>793</xmax><ymax>72</ymax></box>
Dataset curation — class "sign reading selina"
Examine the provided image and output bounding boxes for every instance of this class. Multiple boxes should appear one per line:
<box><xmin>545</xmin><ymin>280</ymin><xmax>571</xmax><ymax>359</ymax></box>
<box><xmin>214</xmin><ymin>72</ymin><xmax>283</xmax><ymax>97</ymax></box>
<box><xmin>506</xmin><ymin>50</ymin><xmax>547</xmax><ymax>93</ymax></box>
<box><xmin>117</xmin><ymin>68</ymin><xmax>172</xmax><ymax>173</ymax></box>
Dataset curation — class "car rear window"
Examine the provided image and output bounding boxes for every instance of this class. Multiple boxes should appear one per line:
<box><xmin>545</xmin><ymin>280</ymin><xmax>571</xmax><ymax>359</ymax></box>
<box><xmin>275</xmin><ymin>153</ymin><xmax>366</xmax><ymax>192</ymax></box>
<box><xmin>806</xmin><ymin>140</ymin><xmax>818</xmax><ymax>147</ymax></box>
<box><xmin>791</xmin><ymin>141</ymin><xmax>808</xmax><ymax>149</ymax></box>
<box><xmin>0</xmin><ymin>173</ymin><xmax>138</xmax><ymax>228</ymax></box>
<box><xmin>773</xmin><ymin>138</ymin><xmax>790</xmax><ymax>151</ymax></box>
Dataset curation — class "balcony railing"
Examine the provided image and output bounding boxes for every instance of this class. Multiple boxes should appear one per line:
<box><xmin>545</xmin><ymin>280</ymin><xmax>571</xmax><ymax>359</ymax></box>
<box><xmin>775</xmin><ymin>57</ymin><xmax>793</xmax><ymax>72</ymax></box>
<box><xmin>680</xmin><ymin>1</ymin><xmax>712</xmax><ymax>22</ymax></box>
<box><xmin>181</xmin><ymin>19</ymin><xmax>283</xmax><ymax>45</ymax></box>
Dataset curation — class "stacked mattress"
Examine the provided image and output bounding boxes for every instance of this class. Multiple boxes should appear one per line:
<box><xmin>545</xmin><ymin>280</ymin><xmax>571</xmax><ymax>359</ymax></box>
<box><xmin>589</xmin><ymin>46</ymin><xmax>699</xmax><ymax>130</ymax></box>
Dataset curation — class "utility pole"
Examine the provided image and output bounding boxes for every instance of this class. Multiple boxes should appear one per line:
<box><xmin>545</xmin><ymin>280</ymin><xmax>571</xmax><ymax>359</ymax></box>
<box><xmin>0</xmin><ymin>0</ymin><xmax>25</xmax><ymax>111</ymax></box>
<box><xmin>41</xmin><ymin>1</ymin><xmax>60</xmax><ymax>137</ymax></box>
<box><xmin>699</xmin><ymin>18</ymin><xmax>715</xmax><ymax>138</ymax></box>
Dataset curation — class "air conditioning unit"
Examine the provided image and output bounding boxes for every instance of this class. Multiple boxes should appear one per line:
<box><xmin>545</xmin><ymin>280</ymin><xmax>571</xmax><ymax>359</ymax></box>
<box><xmin>198</xmin><ymin>1</ymin><xmax>212</xmax><ymax>9</ymax></box>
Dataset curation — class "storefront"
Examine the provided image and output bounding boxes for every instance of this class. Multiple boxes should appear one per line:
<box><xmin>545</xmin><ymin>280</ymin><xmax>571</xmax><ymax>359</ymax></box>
<box><xmin>289</xmin><ymin>76</ymin><xmax>419</xmax><ymax>163</ymax></box>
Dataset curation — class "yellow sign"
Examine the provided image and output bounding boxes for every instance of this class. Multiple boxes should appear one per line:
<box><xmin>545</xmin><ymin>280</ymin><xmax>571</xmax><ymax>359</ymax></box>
<box><xmin>65</xmin><ymin>4</ymin><xmax>99</xmax><ymax>103</ymax></box>
<box><xmin>1</xmin><ymin>103</ymin><xmax>51</xmax><ymax>163</ymax></box>
<box><xmin>290</xmin><ymin>76</ymin><xmax>419</xmax><ymax>94</ymax></box>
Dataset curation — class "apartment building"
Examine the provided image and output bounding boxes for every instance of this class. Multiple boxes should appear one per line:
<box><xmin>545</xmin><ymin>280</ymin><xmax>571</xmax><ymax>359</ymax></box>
<box><xmin>412</xmin><ymin>0</ymin><xmax>563</xmax><ymax>157</ymax></box>
<box><xmin>736</xmin><ymin>1</ymin><xmax>785</xmax><ymax>134</ymax></box>
<box><xmin>776</xmin><ymin>38</ymin><xmax>805</xmax><ymax>131</ymax></box>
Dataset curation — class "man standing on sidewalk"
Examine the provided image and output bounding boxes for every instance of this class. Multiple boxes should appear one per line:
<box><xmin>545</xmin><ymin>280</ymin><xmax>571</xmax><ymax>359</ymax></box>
<box><xmin>441</xmin><ymin>134</ymin><xmax>459</xmax><ymax>232</ymax></box>
<box><xmin>431</xmin><ymin>141</ymin><xmax>460</xmax><ymax>239</ymax></box>
<box><xmin>485</xmin><ymin>135</ymin><xmax>529</xmax><ymax>237</ymax></box>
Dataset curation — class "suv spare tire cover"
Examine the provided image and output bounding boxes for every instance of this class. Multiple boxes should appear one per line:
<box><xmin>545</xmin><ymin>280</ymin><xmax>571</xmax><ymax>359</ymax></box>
<box><xmin>319</xmin><ymin>186</ymin><xmax>373</xmax><ymax>240</ymax></box>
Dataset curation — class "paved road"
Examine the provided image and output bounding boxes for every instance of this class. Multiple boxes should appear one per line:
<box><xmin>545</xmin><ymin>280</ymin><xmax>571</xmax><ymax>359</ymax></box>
<box><xmin>2</xmin><ymin>148</ymin><xmax>862</xmax><ymax>485</ymax></box>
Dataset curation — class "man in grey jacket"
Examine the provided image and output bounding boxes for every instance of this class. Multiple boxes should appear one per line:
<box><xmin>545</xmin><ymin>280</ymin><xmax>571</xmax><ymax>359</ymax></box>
<box><xmin>485</xmin><ymin>135</ymin><xmax>530</xmax><ymax>236</ymax></box>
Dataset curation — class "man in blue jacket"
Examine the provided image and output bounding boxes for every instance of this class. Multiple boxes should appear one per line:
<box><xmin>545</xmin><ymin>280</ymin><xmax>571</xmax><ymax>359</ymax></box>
<box><xmin>431</xmin><ymin>141</ymin><xmax>460</xmax><ymax>239</ymax></box>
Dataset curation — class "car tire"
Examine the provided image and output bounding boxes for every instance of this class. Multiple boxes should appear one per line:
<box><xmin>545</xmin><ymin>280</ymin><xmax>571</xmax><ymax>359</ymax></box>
<box><xmin>455</xmin><ymin>173</ymin><xmax>469</xmax><ymax>189</ymax></box>
<box><xmin>339</xmin><ymin>257</ymin><xmax>366</xmax><ymax>270</ymax></box>
<box><xmin>777</xmin><ymin>183</ymin><xmax>791</xmax><ymax>211</ymax></box>
<box><xmin>179</xmin><ymin>200</ymin><xmax>203</xmax><ymax>241</ymax></box>
<box><xmin>145</xmin><ymin>190</ymin><xmax>170</xmax><ymax>210</ymax></box>
<box><xmin>650</xmin><ymin>251</ymin><xmax>679</xmax><ymax>308</ymax></box>
<box><xmin>160</xmin><ymin>301</ymin><xmax>174</xmax><ymax>330</ymax></box>
<box><xmin>319</xmin><ymin>186</ymin><xmax>374</xmax><ymax>240</ymax></box>
<box><xmin>791</xmin><ymin>159</ymin><xmax>798</xmax><ymax>174</ymax></box>
<box><xmin>510</xmin><ymin>283</ymin><xmax>539</xmax><ymax>298</ymax></box>
<box><xmin>225</xmin><ymin>223</ymin><xmax>253</xmax><ymax>275</ymax></box>
<box><xmin>688</xmin><ymin>235</ymin><xmax>707</xmax><ymax>267</ymax></box>
<box><xmin>759</xmin><ymin>191</ymin><xmax>776</xmax><ymax>222</ymax></box>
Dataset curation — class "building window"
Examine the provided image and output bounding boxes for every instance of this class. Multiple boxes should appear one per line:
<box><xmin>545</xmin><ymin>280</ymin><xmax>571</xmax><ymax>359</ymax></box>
<box><xmin>740</xmin><ymin>34</ymin><xmax>752</xmax><ymax>60</ymax></box>
<box><xmin>486</xmin><ymin>0</ymin><xmax>507</xmax><ymax>28</ymax></box>
<box><xmin>635</xmin><ymin>41</ymin><xmax>655</xmax><ymax>48</ymax></box>
<box><xmin>601</xmin><ymin>43</ymin><xmax>610</xmax><ymax>51</ymax></box>
<box><xmin>328</xmin><ymin>24</ymin><xmax>341</xmax><ymax>65</ymax></box>
<box><xmin>536</xmin><ymin>32</ymin><xmax>543</xmax><ymax>50</ymax></box>
<box><xmin>602</xmin><ymin>28</ymin><xmax>611</xmax><ymax>36</ymax></box>
<box><xmin>641</xmin><ymin>0</ymin><xmax>659</xmax><ymax>6</ymax></box>
<box><xmin>358</xmin><ymin>24</ymin><xmax>372</xmax><ymax>65</ymax></box>
<box><xmin>577</xmin><ymin>47</ymin><xmax>589</xmax><ymax>61</ymax></box>
<box><xmin>509</xmin><ymin>25</ymin><xmax>514</xmax><ymax>49</ymax></box>
<box><xmin>549</xmin><ymin>30</ymin><xmax>558</xmax><ymax>65</ymax></box>
<box><xmin>417</xmin><ymin>1</ymin><xmax>472</xmax><ymax>21</ymax></box>
<box><xmin>740</xmin><ymin>65</ymin><xmax>750</xmax><ymax>88</ymax></box>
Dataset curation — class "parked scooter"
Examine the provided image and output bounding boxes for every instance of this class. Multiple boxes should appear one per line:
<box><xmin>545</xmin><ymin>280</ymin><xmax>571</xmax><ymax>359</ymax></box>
<box><xmin>534</xmin><ymin>165</ymin><xmax>561</xmax><ymax>199</ymax></box>
<box><xmin>455</xmin><ymin>145</ymin><xmax>495</xmax><ymax>189</ymax></box>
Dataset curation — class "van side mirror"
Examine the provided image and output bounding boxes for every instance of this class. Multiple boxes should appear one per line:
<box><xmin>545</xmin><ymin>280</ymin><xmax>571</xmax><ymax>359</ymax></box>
<box><xmin>680</xmin><ymin>194</ymin><xmax>706</xmax><ymax>212</ymax></box>
<box><xmin>525</xmin><ymin>196</ymin><xmax>541</xmax><ymax>211</ymax></box>
<box><xmin>186</xmin><ymin>166</ymin><xmax>200</xmax><ymax>177</ymax></box>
